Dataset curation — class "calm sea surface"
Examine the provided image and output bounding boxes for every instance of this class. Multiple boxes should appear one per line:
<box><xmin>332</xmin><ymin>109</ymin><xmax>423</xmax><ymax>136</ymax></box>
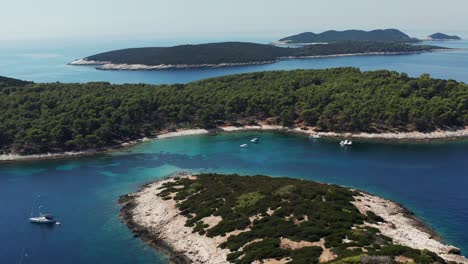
<box><xmin>0</xmin><ymin>133</ymin><xmax>467</xmax><ymax>263</ymax></box>
<box><xmin>0</xmin><ymin>39</ymin><xmax>467</xmax><ymax>84</ymax></box>
<box><xmin>0</xmin><ymin>38</ymin><xmax>467</xmax><ymax>263</ymax></box>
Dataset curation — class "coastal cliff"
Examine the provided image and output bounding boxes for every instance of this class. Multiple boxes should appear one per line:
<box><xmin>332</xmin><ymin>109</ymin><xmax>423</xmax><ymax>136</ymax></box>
<box><xmin>119</xmin><ymin>174</ymin><xmax>468</xmax><ymax>264</ymax></box>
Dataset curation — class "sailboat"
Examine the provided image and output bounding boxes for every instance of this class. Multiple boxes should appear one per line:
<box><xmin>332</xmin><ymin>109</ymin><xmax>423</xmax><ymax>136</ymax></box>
<box><xmin>29</xmin><ymin>204</ymin><xmax>59</xmax><ymax>224</ymax></box>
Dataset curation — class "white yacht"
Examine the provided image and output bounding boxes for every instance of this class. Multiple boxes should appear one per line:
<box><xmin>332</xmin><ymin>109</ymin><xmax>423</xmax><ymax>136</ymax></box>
<box><xmin>340</xmin><ymin>140</ymin><xmax>353</xmax><ymax>146</ymax></box>
<box><xmin>240</xmin><ymin>144</ymin><xmax>248</xmax><ymax>148</ymax></box>
<box><xmin>250</xmin><ymin>138</ymin><xmax>259</xmax><ymax>143</ymax></box>
<box><xmin>29</xmin><ymin>214</ymin><xmax>56</xmax><ymax>224</ymax></box>
<box><xmin>310</xmin><ymin>134</ymin><xmax>321</xmax><ymax>139</ymax></box>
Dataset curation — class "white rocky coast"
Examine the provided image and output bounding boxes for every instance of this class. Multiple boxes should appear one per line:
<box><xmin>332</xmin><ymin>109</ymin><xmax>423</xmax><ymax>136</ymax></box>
<box><xmin>119</xmin><ymin>175</ymin><xmax>468</xmax><ymax>264</ymax></box>
<box><xmin>69</xmin><ymin>58</ymin><xmax>276</xmax><ymax>70</ymax></box>
<box><xmin>165</xmin><ymin>125</ymin><xmax>468</xmax><ymax>141</ymax></box>
<box><xmin>352</xmin><ymin>192</ymin><xmax>468</xmax><ymax>264</ymax></box>
<box><xmin>68</xmin><ymin>58</ymin><xmax>110</xmax><ymax>65</ymax></box>
<box><xmin>119</xmin><ymin>175</ymin><xmax>231</xmax><ymax>264</ymax></box>
<box><xmin>2</xmin><ymin>126</ymin><xmax>466</xmax><ymax>162</ymax></box>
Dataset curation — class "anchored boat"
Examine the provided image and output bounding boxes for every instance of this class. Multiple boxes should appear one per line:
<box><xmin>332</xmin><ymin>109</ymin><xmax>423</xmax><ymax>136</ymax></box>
<box><xmin>340</xmin><ymin>140</ymin><xmax>353</xmax><ymax>146</ymax></box>
<box><xmin>29</xmin><ymin>214</ymin><xmax>56</xmax><ymax>224</ymax></box>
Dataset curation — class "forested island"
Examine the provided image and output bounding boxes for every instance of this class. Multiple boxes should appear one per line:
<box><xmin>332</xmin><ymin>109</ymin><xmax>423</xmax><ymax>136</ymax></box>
<box><xmin>427</xmin><ymin>33</ymin><xmax>461</xmax><ymax>41</ymax></box>
<box><xmin>277</xmin><ymin>29</ymin><xmax>419</xmax><ymax>44</ymax></box>
<box><xmin>0</xmin><ymin>68</ymin><xmax>466</xmax><ymax>156</ymax></box>
<box><xmin>120</xmin><ymin>173</ymin><xmax>467</xmax><ymax>263</ymax></box>
<box><xmin>69</xmin><ymin>41</ymin><xmax>444</xmax><ymax>70</ymax></box>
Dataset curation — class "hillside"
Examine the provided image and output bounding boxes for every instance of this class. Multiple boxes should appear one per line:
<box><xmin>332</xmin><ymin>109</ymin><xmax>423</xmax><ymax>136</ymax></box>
<box><xmin>428</xmin><ymin>33</ymin><xmax>461</xmax><ymax>40</ymax></box>
<box><xmin>294</xmin><ymin>41</ymin><xmax>441</xmax><ymax>56</ymax></box>
<box><xmin>0</xmin><ymin>68</ymin><xmax>466</xmax><ymax>154</ymax></box>
<box><xmin>119</xmin><ymin>173</ymin><xmax>466</xmax><ymax>264</ymax></box>
<box><xmin>69</xmin><ymin>41</ymin><xmax>443</xmax><ymax>69</ymax></box>
<box><xmin>279</xmin><ymin>29</ymin><xmax>418</xmax><ymax>44</ymax></box>
<box><xmin>0</xmin><ymin>76</ymin><xmax>31</xmax><ymax>88</ymax></box>
<box><xmin>77</xmin><ymin>42</ymin><xmax>293</xmax><ymax>66</ymax></box>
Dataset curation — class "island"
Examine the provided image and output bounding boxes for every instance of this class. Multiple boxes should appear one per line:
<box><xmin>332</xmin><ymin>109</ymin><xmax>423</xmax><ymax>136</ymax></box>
<box><xmin>68</xmin><ymin>41</ymin><xmax>444</xmax><ymax>70</ymax></box>
<box><xmin>119</xmin><ymin>173</ymin><xmax>467</xmax><ymax>264</ymax></box>
<box><xmin>0</xmin><ymin>68</ymin><xmax>467</xmax><ymax>160</ymax></box>
<box><xmin>0</xmin><ymin>76</ymin><xmax>32</xmax><ymax>87</ymax></box>
<box><xmin>276</xmin><ymin>29</ymin><xmax>419</xmax><ymax>44</ymax></box>
<box><xmin>427</xmin><ymin>33</ymin><xmax>461</xmax><ymax>41</ymax></box>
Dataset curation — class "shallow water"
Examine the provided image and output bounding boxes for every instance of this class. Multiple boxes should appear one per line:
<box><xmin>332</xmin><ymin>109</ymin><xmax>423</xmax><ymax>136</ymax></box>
<box><xmin>0</xmin><ymin>132</ymin><xmax>467</xmax><ymax>263</ymax></box>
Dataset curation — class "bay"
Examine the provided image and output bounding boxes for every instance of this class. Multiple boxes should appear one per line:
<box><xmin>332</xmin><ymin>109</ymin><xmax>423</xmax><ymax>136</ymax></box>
<box><xmin>0</xmin><ymin>132</ymin><xmax>467</xmax><ymax>263</ymax></box>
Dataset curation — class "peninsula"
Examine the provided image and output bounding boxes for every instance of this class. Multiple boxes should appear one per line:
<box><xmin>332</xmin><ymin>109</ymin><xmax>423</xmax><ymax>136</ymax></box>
<box><xmin>120</xmin><ymin>173</ymin><xmax>468</xmax><ymax>264</ymax></box>
<box><xmin>0</xmin><ymin>68</ymin><xmax>466</xmax><ymax>157</ymax></box>
<box><xmin>427</xmin><ymin>33</ymin><xmax>461</xmax><ymax>41</ymax></box>
<box><xmin>277</xmin><ymin>29</ymin><xmax>419</xmax><ymax>44</ymax></box>
<box><xmin>69</xmin><ymin>41</ymin><xmax>444</xmax><ymax>70</ymax></box>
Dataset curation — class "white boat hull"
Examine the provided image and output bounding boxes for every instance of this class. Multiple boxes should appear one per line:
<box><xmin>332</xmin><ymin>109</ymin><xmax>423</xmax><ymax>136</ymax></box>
<box><xmin>29</xmin><ymin>217</ymin><xmax>55</xmax><ymax>224</ymax></box>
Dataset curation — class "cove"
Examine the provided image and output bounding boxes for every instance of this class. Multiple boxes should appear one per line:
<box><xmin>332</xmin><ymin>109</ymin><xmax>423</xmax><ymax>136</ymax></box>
<box><xmin>0</xmin><ymin>131</ymin><xmax>467</xmax><ymax>263</ymax></box>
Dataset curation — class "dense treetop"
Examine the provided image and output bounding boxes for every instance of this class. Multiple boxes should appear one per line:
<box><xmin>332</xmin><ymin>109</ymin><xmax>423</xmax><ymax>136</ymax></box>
<box><xmin>85</xmin><ymin>42</ymin><xmax>293</xmax><ymax>66</ymax></box>
<box><xmin>0</xmin><ymin>68</ymin><xmax>466</xmax><ymax>154</ymax></box>
<box><xmin>79</xmin><ymin>41</ymin><xmax>442</xmax><ymax>66</ymax></box>
<box><xmin>157</xmin><ymin>173</ymin><xmax>449</xmax><ymax>264</ymax></box>
<box><xmin>0</xmin><ymin>76</ymin><xmax>31</xmax><ymax>88</ymax></box>
<box><xmin>279</xmin><ymin>29</ymin><xmax>418</xmax><ymax>44</ymax></box>
<box><xmin>428</xmin><ymin>33</ymin><xmax>461</xmax><ymax>40</ymax></box>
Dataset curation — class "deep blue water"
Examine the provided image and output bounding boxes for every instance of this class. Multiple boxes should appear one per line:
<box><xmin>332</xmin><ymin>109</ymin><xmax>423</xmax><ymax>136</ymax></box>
<box><xmin>0</xmin><ymin>39</ymin><xmax>467</xmax><ymax>84</ymax></box>
<box><xmin>0</xmin><ymin>37</ymin><xmax>467</xmax><ymax>263</ymax></box>
<box><xmin>0</xmin><ymin>132</ymin><xmax>467</xmax><ymax>263</ymax></box>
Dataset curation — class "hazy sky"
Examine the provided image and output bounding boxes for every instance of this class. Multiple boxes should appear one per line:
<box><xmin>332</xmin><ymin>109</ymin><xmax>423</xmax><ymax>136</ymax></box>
<box><xmin>2</xmin><ymin>0</ymin><xmax>467</xmax><ymax>41</ymax></box>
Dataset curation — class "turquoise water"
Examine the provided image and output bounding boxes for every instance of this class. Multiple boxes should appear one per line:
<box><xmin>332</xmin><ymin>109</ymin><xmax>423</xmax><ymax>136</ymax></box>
<box><xmin>0</xmin><ymin>132</ymin><xmax>467</xmax><ymax>263</ymax></box>
<box><xmin>0</xmin><ymin>39</ymin><xmax>467</xmax><ymax>84</ymax></box>
<box><xmin>0</xmin><ymin>38</ymin><xmax>467</xmax><ymax>263</ymax></box>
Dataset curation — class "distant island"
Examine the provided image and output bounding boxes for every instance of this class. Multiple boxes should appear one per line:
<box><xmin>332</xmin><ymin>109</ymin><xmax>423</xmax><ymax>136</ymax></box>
<box><xmin>69</xmin><ymin>41</ymin><xmax>444</xmax><ymax>70</ymax></box>
<box><xmin>119</xmin><ymin>173</ymin><xmax>467</xmax><ymax>264</ymax></box>
<box><xmin>0</xmin><ymin>68</ymin><xmax>466</xmax><ymax>159</ymax></box>
<box><xmin>427</xmin><ymin>33</ymin><xmax>461</xmax><ymax>41</ymax></box>
<box><xmin>0</xmin><ymin>76</ymin><xmax>32</xmax><ymax>87</ymax></box>
<box><xmin>277</xmin><ymin>29</ymin><xmax>419</xmax><ymax>44</ymax></box>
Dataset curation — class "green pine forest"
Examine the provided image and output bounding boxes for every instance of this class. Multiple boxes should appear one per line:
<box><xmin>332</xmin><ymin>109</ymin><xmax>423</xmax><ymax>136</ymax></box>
<box><xmin>0</xmin><ymin>68</ymin><xmax>466</xmax><ymax>154</ymax></box>
<box><xmin>84</xmin><ymin>41</ymin><xmax>442</xmax><ymax>66</ymax></box>
<box><xmin>156</xmin><ymin>173</ymin><xmax>449</xmax><ymax>264</ymax></box>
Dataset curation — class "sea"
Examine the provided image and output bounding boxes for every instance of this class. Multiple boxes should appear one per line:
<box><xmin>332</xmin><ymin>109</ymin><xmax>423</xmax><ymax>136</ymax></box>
<box><xmin>0</xmin><ymin>36</ymin><xmax>467</xmax><ymax>264</ymax></box>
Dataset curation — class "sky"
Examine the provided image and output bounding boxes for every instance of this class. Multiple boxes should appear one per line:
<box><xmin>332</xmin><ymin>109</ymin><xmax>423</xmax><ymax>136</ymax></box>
<box><xmin>1</xmin><ymin>0</ymin><xmax>467</xmax><ymax>41</ymax></box>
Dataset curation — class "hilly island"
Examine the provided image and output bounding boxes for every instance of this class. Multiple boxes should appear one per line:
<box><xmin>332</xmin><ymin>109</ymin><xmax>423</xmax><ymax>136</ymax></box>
<box><xmin>119</xmin><ymin>173</ymin><xmax>467</xmax><ymax>263</ymax></box>
<box><xmin>69</xmin><ymin>41</ymin><xmax>445</xmax><ymax>70</ymax></box>
<box><xmin>427</xmin><ymin>33</ymin><xmax>461</xmax><ymax>41</ymax></box>
<box><xmin>0</xmin><ymin>68</ymin><xmax>466</xmax><ymax>159</ymax></box>
<box><xmin>277</xmin><ymin>29</ymin><xmax>420</xmax><ymax>44</ymax></box>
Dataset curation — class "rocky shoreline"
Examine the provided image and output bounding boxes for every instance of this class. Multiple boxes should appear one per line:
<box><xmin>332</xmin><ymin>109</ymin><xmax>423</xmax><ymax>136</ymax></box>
<box><xmin>1</xmin><ymin>125</ymin><xmax>466</xmax><ymax>162</ymax></box>
<box><xmin>119</xmin><ymin>182</ymin><xmax>193</xmax><ymax>264</ymax></box>
<box><xmin>69</xmin><ymin>49</ymin><xmax>446</xmax><ymax>71</ymax></box>
<box><xmin>352</xmin><ymin>192</ymin><xmax>467</xmax><ymax>263</ymax></box>
<box><xmin>120</xmin><ymin>174</ymin><xmax>468</xmax><ymax>264</ymax></box>
<box><xmin>69</xmin><ymin>58</ymin><xmax>276</xmax><ymax>70</ymax></box>
<box><xmin>119</xmin><ymin>175</ymin><xmax>230</xmax><ymax>264</ymax></box>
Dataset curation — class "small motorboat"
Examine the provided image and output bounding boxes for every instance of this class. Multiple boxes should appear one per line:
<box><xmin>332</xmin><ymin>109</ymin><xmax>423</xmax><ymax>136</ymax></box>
<box><xmin>240</xmin><ymin>144</ymin><xmax>248</xmax><ymax>148</ymax></box>
<box><xmin>250</xmin><ymin>138</ymin><xmax>259</xmax><ymax>143</ymax></box>
<box><xmin>310</xmin><ymin>134</ymin><xmax>321</xmax><ymax>139</ymax></box>
<box><xmin>29</xmin><ymin>214</ymin><xmax>56</xmax><ymax>224</ymax></box>
<box><xmin>340</xmin><ymin>140</ymin><xmax>353</xmax><ymax>146</ymax></box>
